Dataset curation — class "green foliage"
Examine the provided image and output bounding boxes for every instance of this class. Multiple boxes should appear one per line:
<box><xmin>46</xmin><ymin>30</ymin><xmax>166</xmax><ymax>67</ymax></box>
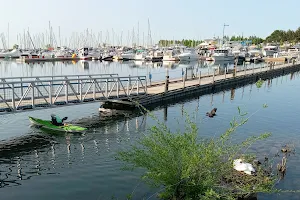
<box><xmin>158</xmin><ymin>39</ymin><xmax>203</xmax><ymax>47</ymax></box>
<box><xmin>116</xmin><ymin>107</ymin><xmax>282</xmax><ymax>200</ymax></box>
<box><xmin>256</xmin><ymin>79</ymin><xmax>264</xmax><ymax>88</ymax></box>
<box><xmin>266</xmin><ymin>27</ymin><xmax>300</xmax><ymax>43</ymax></box>
<box><xmin>230</xmin><ymin>35</ymin><xmax>264</xmax><ymax>45</ymax></box>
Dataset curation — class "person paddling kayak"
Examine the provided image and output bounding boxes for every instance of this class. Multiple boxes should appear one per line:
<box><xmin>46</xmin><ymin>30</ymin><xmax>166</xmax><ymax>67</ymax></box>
<box><xmin>51</xmin><ymin>114</ymin><xmax>68</xmax><ymax>126</ymax></box>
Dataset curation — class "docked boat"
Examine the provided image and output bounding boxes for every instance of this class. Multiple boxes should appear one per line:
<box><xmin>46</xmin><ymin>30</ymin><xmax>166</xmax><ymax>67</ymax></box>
<box><xmin>212</xmin><ymin>49</ymin><xmax>235</xmax><ymax>62</ymax></box>
<box><xmin>121</xmin><ymin>50</ymin><xmax>135</xmax><ymax>60</ymax></box>
<box><xmin>248</xmin><ymin>48</ymin><xmax>262</xmax><ymax>57</ymax></box>
<box><xmin>162</xmin><ymin>49</ymin><xmax>181</xmax><ymax>61</ymax></box>
<box><xmin>262</xmin><ymin>45</ymin><xmax>279</xmax><ymax>57</ymax></box>
<box><xmin>134</xmin><ymin>50</ymin><xmax>147</xmax><ymax>60</ymax></box>
<box><xmin>0</xmin><ymin>49</ymin><xmax>22</xmax><ymax>58</ymax></box>
<box><xmin>78</xmin><ymin>47</ymin><xmax>92</xmax><ymax>60</ymax></box>
<box><xmin>178</xmin><ymin>48</ymin><xmax>199</xmax><ymax>61</ymax></box>
<box><xmin>145</xmin><ymin>50</ymin><xmax>163</xmax><ymax>61</ymax></box>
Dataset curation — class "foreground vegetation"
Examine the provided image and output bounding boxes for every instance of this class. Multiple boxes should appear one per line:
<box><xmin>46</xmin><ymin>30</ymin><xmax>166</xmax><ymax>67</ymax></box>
<box><xmin>116</xmin><ymin>105</ymin><xmax>290</xmax><ymax>199</ymax></box>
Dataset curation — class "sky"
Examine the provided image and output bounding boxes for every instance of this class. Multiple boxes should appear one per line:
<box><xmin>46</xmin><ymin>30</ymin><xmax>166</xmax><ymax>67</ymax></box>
<box><xmin>0</xmin><ymin>0</ymin><xmax>300</xmax><ymax>47</ymax></box>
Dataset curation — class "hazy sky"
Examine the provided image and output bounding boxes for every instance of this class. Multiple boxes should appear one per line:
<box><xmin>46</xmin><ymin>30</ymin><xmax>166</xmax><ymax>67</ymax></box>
<box><xmin>1</xmin><ymin>0</ymin><xmax>300</xmax><ymax>47</ymax></box>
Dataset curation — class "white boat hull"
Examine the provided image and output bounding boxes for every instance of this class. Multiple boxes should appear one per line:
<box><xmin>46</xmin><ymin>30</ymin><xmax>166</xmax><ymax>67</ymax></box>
<box><xmin>178</xmin><ymin>55</ymin><xmax>199</xmax><ymax>61</ymax></box>
<box><xmin>121</xmin><ymin>54</ymin><xmax>135</xmax><ymax>60</ymax></box>
<box><xmin>162</xmin><ymin>56</ymin><xmax>179</xmax><ymax>61</ymax></box>
<box><xmin>213</xmin><ymin>55</ymin><xmax>235</xmax><ymax>61</ymax></box>
<box><xmin>134</xmin><ymin>54</ymin><xmax>146</xmax><ymax>61</ymax></box>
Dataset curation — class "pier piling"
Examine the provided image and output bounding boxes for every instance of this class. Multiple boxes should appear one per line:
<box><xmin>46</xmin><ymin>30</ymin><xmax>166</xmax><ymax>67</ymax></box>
<box><xmin>164</xmin><ymin>69</ymin><xmax>169</xmax><ymax>93</ymax></box>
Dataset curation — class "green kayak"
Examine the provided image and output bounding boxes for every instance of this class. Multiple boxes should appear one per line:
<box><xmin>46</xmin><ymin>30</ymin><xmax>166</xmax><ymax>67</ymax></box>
<box><xmin>29</xmin><ymin>116</ymin><xmax>87</xmax><ymax>133</ymax></box>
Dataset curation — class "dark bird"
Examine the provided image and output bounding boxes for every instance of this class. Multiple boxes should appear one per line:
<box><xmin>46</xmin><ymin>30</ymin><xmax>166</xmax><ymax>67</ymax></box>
<box><xmin>206</xmin><ymin>108</ymin><xmax>217</xmax><ymax>118</ymax></box>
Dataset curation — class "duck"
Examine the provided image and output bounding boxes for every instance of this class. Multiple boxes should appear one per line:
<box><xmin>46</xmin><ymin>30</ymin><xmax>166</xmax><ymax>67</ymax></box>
<box><xmin>206</xmin><ymin>108</ymin><xmax>217</xmax><ymax>118</ymax></box>
<box><xmin>233</xmin><ymin>159</ymin><xmax>256</xmax><ymax>175</ymax></box>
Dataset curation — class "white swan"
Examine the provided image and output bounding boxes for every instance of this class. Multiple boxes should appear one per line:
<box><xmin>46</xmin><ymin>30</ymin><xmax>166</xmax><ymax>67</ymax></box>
<box><xmin>233</xmin><ymin>159</ymin><xmax>255</xmax><ymax>175</ymax></box>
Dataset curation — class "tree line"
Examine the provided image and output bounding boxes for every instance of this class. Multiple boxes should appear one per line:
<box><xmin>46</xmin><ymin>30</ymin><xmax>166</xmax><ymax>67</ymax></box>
<box><xmin>158</xmin><ymin>39</ymin><xmax>203</xmax><ymax>47</ymax></box>
<box><xmin>229</xmin><ymin>35</ymin><xmax>264</xmax><ymax>45</ymax></box>
<box><xmin>265</xmin><ymin>27</ymin><xmax>300</xmax><ymax>43</ymax></box>
<box><xmin>159</xmin><ymin>27</ymin><xmax>300</xmax><ymax>47</ymax></box>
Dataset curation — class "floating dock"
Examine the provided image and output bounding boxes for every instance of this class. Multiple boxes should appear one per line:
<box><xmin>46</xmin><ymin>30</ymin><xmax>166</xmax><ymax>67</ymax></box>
<box><xmin>133</xmin><ymin>62</ymin><xmax>300</xmax><ymax>107</ymax></box>
<box><xmin>0</xmin><ymin>62</ymin><xmax>300</xmax><ymax>113</ymax></box>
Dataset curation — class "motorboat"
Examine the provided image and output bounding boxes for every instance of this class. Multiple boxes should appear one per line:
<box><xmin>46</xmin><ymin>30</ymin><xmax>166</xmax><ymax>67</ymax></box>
<box><xmin>0</xmin><ymin>49</ymin><xmax>23</xmax><ymax>58</ymax></box>
<box><xmin>162</xmin><ymin>49</ymin><xmax>181</xmax><ymax>61</ymax></box>
<box><xmin>121</xmin><ymin>50</ymin><xmax>135</xmax><ymax>60</ymax></box>
<box><xmin>212</xmin><ymin>49</ymin><xmax>235</xmax><ymax>62</ymax></box>
<box><xmin>134</xmin><ymin>50</ymin><xmax>147</xmax><ymax>60</ymax></box>
<box><xmin>145</xmin><ymin>50</ymin><xmax>163</xmax><ymax>61</ymax></box>
<box><xmin>262</xmin><ymin>45</ymin><xmax>278</xmax><ymax>57</ymax></box>
<box><xmin>178</xmin><ymin>48</ymin><xmax>199</xmax><ymax>61</ymax></box>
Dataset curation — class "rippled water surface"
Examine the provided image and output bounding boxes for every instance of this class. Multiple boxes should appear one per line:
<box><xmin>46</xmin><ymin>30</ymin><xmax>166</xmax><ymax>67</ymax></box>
<box><xmin>0</xmin><ymin>61</ymin><xmax>300</xmax><ymax>199</ymax></box>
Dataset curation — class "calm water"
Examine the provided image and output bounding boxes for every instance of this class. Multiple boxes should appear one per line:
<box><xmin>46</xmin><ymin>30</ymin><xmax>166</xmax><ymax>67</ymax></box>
<box><xmin>0</xmin><ymin>61</ymin><xmax>300</xmax><ymax>199</ymax></box>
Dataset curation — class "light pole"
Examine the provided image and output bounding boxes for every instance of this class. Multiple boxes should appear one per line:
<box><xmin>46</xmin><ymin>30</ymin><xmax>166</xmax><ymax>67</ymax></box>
<box><xmin>222</xmin><ymin>23</ymin><xmax>229</xmax><ymax>44</ymax></box>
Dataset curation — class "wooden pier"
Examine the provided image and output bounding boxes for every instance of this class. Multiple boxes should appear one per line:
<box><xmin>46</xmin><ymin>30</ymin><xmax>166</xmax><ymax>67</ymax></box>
<box><xmin>0</xmin><ymin>61</ymin><xmax>300</xmax><ymax>113</ymax></box>
<box><xmin>134</xmin><ymin>61</ymin><xmax>300</xmax><ymax>107</ymax></box>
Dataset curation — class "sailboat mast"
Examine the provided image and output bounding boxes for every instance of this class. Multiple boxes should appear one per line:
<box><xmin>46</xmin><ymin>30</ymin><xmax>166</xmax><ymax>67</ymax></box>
<box><xmin>59</xmin><ymin>26</ymin><xmax>61</xmax><ymax>47</ymax></box>
<box><xmin>137</xmin><ymin>21</ymin><xmax>139</xmax><ymax>46</ymax></box>
<box><xmin>7</xmin><ymin>23</ymin><xmax>9</xmax><ymax>49</ymax></box>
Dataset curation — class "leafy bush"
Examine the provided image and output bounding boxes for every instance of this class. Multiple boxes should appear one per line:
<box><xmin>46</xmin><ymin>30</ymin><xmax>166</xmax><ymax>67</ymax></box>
<box><xmin>116</xmin><ymin>107</ymin><xmax>283</xmax><ymax>200</ymax></box>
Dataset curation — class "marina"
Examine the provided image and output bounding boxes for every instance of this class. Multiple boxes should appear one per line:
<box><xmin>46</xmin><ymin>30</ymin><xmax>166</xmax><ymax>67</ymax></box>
<box><xmin>2</xmin><ymin>1</ymin><xmax>300</xmax><ymax>199</ymax></box>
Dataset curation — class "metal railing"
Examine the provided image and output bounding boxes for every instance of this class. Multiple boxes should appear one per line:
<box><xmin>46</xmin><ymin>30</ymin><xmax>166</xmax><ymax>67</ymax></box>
<box><xmin>0</xmin><ymin>74</ymin><xmax>147</xmax><ymax>112</ymax></box>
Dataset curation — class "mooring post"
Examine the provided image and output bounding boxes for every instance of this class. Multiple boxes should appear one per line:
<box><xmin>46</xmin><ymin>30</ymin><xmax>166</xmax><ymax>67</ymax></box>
<box><xmin>218</xmin><ymin>64</ymin><xmax>221</xmax><ymax>75</ymax></box>
<box><xmin>225</xmin><ymin>67</ymin><xmax>227</xmax><ymax>79</ymax></box>
<box><xmin>183</xmin><ymin>76</ymin><xmax>186</xmax><ymax>89</ymax></box>
<box><xmin>244</xmin><ymin>62</ymin><xmax>246</xmax><ymax>75</ymax></box>
<box><xmin>252</xmin><ymin>63</ymin><xmax>254</xmax><ymax>74</ymax></box>
<box><xmin>198</xmin><ymin>71</ymin><xmax>201</xmax><ymax>85</ymax></box>
<box><xmin>213</xmin><ymin>68</ymin><xmax>215</xmax><ymax>83</ymax></box>
<box><xmin>164</xmin><ymin>68</ymin><xmax>169</xmax><ymax>93</ymax></box>
<box><xmin>233</xmin><ymin>64</ymin><xmax>236</xmax><ymax>77</ymax></box>
<box><xmin>129</xmin><ymin>75</ymin><xmax>131</xmax><ymax>87</ymax></box>
<box><xmin>185</xmin><ymin>68</ymin><xmax>188</xmax><ymax>80</ymax></box>
<box><xmin>148</xmin><ymin>72</ymin><xmax>152</xmax><ymax>86</ymax></box>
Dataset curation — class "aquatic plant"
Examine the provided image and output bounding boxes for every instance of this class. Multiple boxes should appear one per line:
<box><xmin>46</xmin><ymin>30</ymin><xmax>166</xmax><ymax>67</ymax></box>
<box><xmin>116</xmin><ymin>106</ymin><xmax>288</xmax><ymax>199</ymax></box>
